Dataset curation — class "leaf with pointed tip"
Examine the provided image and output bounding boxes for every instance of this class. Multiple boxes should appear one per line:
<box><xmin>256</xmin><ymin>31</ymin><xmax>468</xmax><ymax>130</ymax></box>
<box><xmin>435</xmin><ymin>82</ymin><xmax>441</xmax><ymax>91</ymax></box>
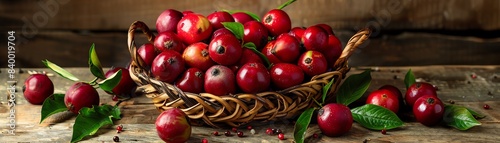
<box><xmin>89</xmin><ymin>43</ymin><xmax>105</xmax><ymax>79</ymax></box>
<box><xmin>293</xmin><ymin>108</ymin><xmax>315</xmax><ymax>143</ymax></box>
<box><xmin>71</xmin><ymin>105</ymin><xmax>121</xmax><ymax>143</ymax></box>
<box><xmin>336</xmin><ymin>70</ymin><xmax>371</xmax><ymax>106</ymax></box>
<box><xmin>322</xmin><ymin>77</ymin><xmax>335</xmax><ymax>104</ymax></box>
<box><xmin>42</xmin><ymin>60</ymin><xmax>79</xmax><ymax>81</ymax></box>
<box><xmin>222</xmin><ymin>22</ymin><xmax>244</xmax><ymax>40</ymax></box>
<box><xmin>351</xmin><ymin>104</ymin><xmax>404</xmax><ymax>130</ymax></box>
<box><xmin>98</xmin><ymin>69</ymin><xmax>122</xmax><ymax>92</ymax></box>
<box><xmin>40</xmin><ymin>94</ymin><xmax>68</xmax><ymax>123</ymax></box>
<box><xmin>404</xmin><ymin>69</ymin><xmax>416</xmax><ymax>89</ymax></box>
<box><xmin>443</xmin><ymin>105</ymin><xmax>482</xmax><ymax>130</ymax></box>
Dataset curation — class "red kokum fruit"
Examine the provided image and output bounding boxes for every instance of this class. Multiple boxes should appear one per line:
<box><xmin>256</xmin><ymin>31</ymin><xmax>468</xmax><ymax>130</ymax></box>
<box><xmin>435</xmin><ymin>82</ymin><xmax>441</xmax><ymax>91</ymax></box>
<box><xmin>317</xmin><ymin>103</ymin><xmax>353</xmax><ymax>137</ymax></box>
<box><xmin>208</xmin><ymin>34</ymin><xmax>243</xmax><ymax>66</ymax></box>
<box><xmin>323</xmin><ymin>35</ymin><xmax>342</xmax><ymax>67</ymax></box>
<box><xmin>204</xmin><ymin>65</ymin><xmax>236</xmax><ymax>96</ymax></box>
<box><xmin>175</xmin><ymin>68</ymin><xmax>204</xmax><ymax>94</ymax></box>
<box><xmin>413</xmin><ymin>95</ymin><xmax>444</xmax><ymax>126</ymax></box>
<box><xmin>151</xmin><ymin>50</ymin><xmax>185</xmax><ymax>83</ymax></box>
<box><xmin>243</xmin><ymin>21</ymin><xmax>269</xmax><ymax>49</ymax></box>
<box><xmin>211</xmin><ymin>28</ymin><xmax>233</xmax><ymax>41</ymax></box>
<box><xmin>302</xmin><ymin>26</ymin><xmax>329</xmax><ymax>52</ymax></box>
<box><xmin>207</xmin><ymin>11</ymin><xmax>235</xmax><ymax>29</ymax></box>
<box><xmin>270</xmin><ymin>34</ymin><xmax>301</xmax><ymax>63</ymax></box>
<box><xmin>155</xmin><ymin>108</ymin><xmax>192</xmax><ymax>143</ymax></box>
<box><xmin>232</xmin><ymin>12</ymin><xmax>255</xmax><ymax>24</ymax></box>
<box><xmin>298</xmin><ymin>51</ymin><xmax>328</xmax><ymax>77</ymax></box>
<box><xmin>288</xmin><ymin>27</ymin><xmax>306</xmax><ymax>41</ymax></box>
<box><xmin>64</xmin><ymin>82</ymin><xmax>100</xmax><ymax>114</ymax></box>
<box><xmin>261</xmin><ymin>40</ymin><xmax>282</xmax><ymax>64</ymax></box>
<box><xmin>379</xmin><ymin>85</ymin><xmax>405</xmax><ymax>108</ymax></box>
<box><xmin>366</xmin><ymin>89</ymin><xmax>400</xmax><ymax>113</ymax></box>
<box><xmin>154</xmin><ymin>32</ymin><xmax>185</xmax><ymax>53</ymax></box>
<box><xmin>262</xmin><ymin>9</ymin><xmax>291</xmax><ymax>37</ymax></box>
<box><xmin>182</xmin><ymin>10</ymin><xmax>194</xmax><ymax>16</ymax></box>
<box><xmin>237</xmin><ymin>48</ymin><xmax>263</xmax><ymax>66</ymax></box>
<box><xmin>182</xmin><ymin>42</ymin><xmax>215</xmax><ymax>71</ymax></box>
<box><xmin>105</xmin><ymin>67</ymin><xmax>136</xmax><ymax>97</ymax></box>
<box><xmin>270</xmin><ymin>63</ymin><xmax>304</xmax><ymax>90</ymax></box>
<box><xmin>177</xmin><ymin>13</ymin><xmax>213</xmax><ymax>45</ymax></box>
<box><xmin>405</xmin><ymin>82</ymin><xmax>437</xmax><ymax>107</ymax></box>
<box><xmin>314</xmin><ymin>23</ymin><xmax>335</xmax><ymax>35</ymax></box>
<box><xmin>23</xmin><ymin>74</ymin><xmax>54</xmax><ymax>105</ymax></box>
<box><xmin>156</xmin><ymin>9</ymin><xmax>183</xmax><ymax>33</ymax></box>
<box><xmin>236</xmin><ymin>62</ymin><xmax>271</xmax><ymax>93</ymax></box>
<box><xmin>137</xmin><ymin>43</ymin><xmax>158</xmax><ymax>67</ymax></box>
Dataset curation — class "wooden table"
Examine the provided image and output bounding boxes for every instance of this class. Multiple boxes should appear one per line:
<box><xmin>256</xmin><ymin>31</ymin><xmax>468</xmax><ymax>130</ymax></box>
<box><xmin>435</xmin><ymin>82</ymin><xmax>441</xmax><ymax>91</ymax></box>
<box><xmin>1</xmin><ymin>66</ymin><xmax>499</xmax><ymax>142</ymax></box>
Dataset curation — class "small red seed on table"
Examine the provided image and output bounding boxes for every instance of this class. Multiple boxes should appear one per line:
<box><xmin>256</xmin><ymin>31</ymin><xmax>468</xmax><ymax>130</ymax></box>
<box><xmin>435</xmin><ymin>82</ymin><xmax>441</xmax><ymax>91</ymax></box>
<box><xmin>212</xmin><ymin>131</ymin><xmax>219</xmax><ymax>136</ymax></box>
<box><xmin>202</xmin><ymin>138</ymin><xmax>208</xmax><ymax>143</ymax></box>
<box><xmin>484</xmin><ymin>104</ymin><xmax>490</xmax><ymax>109</ymax></box>
<box><xmin>381</xmin><ymin>129</ymin><xmax>387</xmax><ymax>135</ymax></box>
<box><xmin>278</xmin><ymin>133</ymin><xmax>285</xmax><ymax>140</ymax></box>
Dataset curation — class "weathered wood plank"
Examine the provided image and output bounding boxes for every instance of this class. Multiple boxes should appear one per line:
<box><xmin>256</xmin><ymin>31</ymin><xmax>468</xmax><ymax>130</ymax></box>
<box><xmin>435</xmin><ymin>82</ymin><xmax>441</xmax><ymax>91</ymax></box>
<box><xmin>1</xmin><ymin>0</ymin><xmax>499</xmax><ymax>31</ymax></box>
<box><xmin>0</xmin><ymin>66</ymin><xmax>499</xmax><ymax>142</ymax></box>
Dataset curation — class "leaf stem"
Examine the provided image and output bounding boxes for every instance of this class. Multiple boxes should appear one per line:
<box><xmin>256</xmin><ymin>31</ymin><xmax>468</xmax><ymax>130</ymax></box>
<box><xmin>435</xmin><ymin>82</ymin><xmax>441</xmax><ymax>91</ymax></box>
<box><xmin>312</xmin><ymin>98</ymin><xmax>322</xmax><ymax>107</ymax></box>
<box><xmin>88</xmin><ymin>77</ymin><xmax>99</xmax><ymax>85</ymax></box>
<box><xmin>277</xmin><ymin>0</ymin><xmax>297</xmax><ymax>9</ymax></box>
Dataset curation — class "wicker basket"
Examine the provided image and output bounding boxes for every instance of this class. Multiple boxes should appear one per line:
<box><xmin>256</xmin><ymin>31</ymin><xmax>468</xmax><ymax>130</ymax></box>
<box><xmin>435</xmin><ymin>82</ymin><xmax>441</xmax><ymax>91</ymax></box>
<box><xmin>126</xmin><ymin>21</ymin><xmax>371</xmax><ymax>128</ymax></box>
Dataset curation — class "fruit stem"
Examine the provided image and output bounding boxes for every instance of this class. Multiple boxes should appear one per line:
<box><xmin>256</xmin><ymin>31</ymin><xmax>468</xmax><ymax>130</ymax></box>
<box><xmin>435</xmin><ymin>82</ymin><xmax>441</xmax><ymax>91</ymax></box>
<box><xmin>312</xmin><ymin>97</ymin><xmax>322</xmax><ymax>107</ymax></box>
<box><xmin>88</xmin><ymin>77</ymin><xmax>99</xmax><ymax>85</ymax></box>
<box><xmin>277</xmin><ymin>0</ymin><xmax>297</xmax><ymax>10</ymax></box>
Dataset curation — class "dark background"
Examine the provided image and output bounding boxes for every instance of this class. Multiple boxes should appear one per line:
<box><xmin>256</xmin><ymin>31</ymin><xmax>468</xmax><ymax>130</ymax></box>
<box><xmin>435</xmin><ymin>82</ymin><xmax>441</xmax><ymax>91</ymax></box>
<box><xmin>1</xmin><ymin>0</ymin><xmax>499</xmax><ymax>68</ymax></box>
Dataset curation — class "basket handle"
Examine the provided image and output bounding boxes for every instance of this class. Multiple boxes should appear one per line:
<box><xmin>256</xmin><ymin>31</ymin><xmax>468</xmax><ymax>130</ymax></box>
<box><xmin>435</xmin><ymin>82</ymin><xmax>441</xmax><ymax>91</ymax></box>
<box><xmin>127</xmin><ymin>21</ymin><xmax>156</xmax><ymax>68</ymax></box>
<box><xmin>333</xmin><ymin>28</ymin><xmax>371</xmax><ymax>70</ymax></box>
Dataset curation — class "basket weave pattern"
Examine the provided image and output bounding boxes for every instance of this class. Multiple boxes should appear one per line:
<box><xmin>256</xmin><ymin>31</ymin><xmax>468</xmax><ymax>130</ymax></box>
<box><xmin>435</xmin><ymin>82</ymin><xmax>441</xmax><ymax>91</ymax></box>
<box><xmin>127</xmin><ymin>21</ymin><xmax>371</xmax><ymax>127</ymax></box>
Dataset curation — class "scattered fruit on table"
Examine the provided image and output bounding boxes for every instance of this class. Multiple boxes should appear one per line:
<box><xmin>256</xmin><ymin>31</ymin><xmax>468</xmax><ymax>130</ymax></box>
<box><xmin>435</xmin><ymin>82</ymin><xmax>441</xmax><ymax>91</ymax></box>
<box><xmin>405</xmin><ymin>82</ymin><xmax>437</xmax><ymax>107</ymax></box>
<box><xmin>23</xmin><ymin>74</ymin><xmax>54</xmax><ymax>105</ymax></box>
<box><xmin>317</xmin><ymin>103</ymin><xmax>353</xmax><ymax>137</ymax></box>
<box><xmin>366</xmin><ymin>89</ymin><xmax>400</xmax><ymax>113</ymax></box>
<box><xmin>105</xmin><ymin>67</ymin><xmax>137</xmax><ymax>97</ymax></box>
<box><xmin>64</xmin><ymin>82</ymin><xmax>100</xmax><ymax>114</ymax></box>
<box><xmin>155</xmin><ymin>108</ymin><xmax>192</xmax><ymax>143</ymax></box>
<box><xmin>413</xmin><ymin>95</ymin><xmax>445</xmax><ymax>126</ymax></box>
<box><xmin>277</xmin><ymin>133</ymin><xmax>285</xmax><ymax>140</ymax></box>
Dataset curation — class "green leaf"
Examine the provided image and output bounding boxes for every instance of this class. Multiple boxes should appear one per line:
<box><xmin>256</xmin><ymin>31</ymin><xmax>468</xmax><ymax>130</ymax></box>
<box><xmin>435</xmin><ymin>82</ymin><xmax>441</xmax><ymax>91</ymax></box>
<box><xmin>40</xmin><ymin>94</ymin><xmax>68</xmax><ymax>123</ymax></box>
<box><xmin>243</xmin><ymin>42</ymin><xmax>271</xmax><ymax>69</ymax></box>
<box><xmin>322</xmin><ymin>77</ymin><xmax>335</xmax><ymax>104</ymax></box>
<box><xmin>71</xmin><ymin>105</ymin><xmax>121</xmax><ymax>143</ymax></box>
<box><xmin>224</xmin><ymin>10</ymin><xmax>261</xmax><ymax>22</ymax></box>
<box><xmin>277</xmin><ymin>0</ymin><xmax>297</xmax><ymax>9</ymax></box>
<box><xmin>466</xmin><ymin>107</ymin><xmax>486</xmax><ymax>119</ymax></box>
<box><xmin>443</xmin><ymin>105</ymin><xmax>481</xmax><ymax>130</ymax></box>
<box><xmin>336</xmin><ymin>70</ymin><xmax>371</xmax><ymax>106</ymax></box>
<box><xmin>351</xmin><ymin>104</ymin><xmax>404</xmax><ymax>130</ymax></box>
<box><xmin>222</xmin><ymin>22</ymin><xmax>244</xmax><ymax>40</ymax></box>
<box><xmin>97</xmin><ymin>69</ymin><xmax>122</xmax><ymax>92</ymax></box>
<box><xmin>293</xmin><ymin>108</ymin><xmax>315</xmax><ymax>143</ymax></box>
<box><xmin>42</xmin><ymin>59</ymin><xmax>79</xmax><ymax>81</ymax></box>
<box><xmin>89</xmin><ymin>43</ymin><xmax>105</xmax><ymax>79</ymax></box>
<box><xmin>404</xmin><ymin>69</ymin><xmax>416</xmax><ymax>89</ymax></box>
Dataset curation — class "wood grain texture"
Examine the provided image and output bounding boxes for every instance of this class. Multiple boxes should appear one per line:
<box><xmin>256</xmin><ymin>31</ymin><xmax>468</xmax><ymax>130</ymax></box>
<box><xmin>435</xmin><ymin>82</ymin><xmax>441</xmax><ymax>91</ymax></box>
<box><xmin>0</xmin><ymin>66</ymin><xmax>499</xmax><ymax>142</ymax></box>
<box><xmin>1</xmin><ymin>0</ymin><xmax>499</xmax><ymax>31</ymax></box>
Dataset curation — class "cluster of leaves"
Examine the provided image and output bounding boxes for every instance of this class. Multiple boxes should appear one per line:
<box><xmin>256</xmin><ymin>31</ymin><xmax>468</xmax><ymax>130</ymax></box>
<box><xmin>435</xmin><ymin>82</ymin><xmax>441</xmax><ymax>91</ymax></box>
<box><xmin>40</xmin><ymin>44</ymin><xmax>122</xmax><ymax>143</ymax></box>
<box><xmin>293</xmin><ymin>69</ymin><xmax>485</xmax><ymax>143</ymax></box>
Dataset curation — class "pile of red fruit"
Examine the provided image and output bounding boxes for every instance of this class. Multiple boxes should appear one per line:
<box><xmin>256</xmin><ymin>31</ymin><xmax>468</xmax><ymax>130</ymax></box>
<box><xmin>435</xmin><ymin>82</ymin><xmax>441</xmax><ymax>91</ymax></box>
<box><xmin>136</xmin><ymin>8</ymin><xmax>343</xmax><ymax>96</ymax></box>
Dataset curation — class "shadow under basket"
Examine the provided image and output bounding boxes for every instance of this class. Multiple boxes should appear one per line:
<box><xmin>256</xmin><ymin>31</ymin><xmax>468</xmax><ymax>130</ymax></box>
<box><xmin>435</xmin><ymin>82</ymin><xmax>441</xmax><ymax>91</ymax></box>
<box><xmin>126</xmin><ymin>21</ymin><xmax>371</xmax><ymax>128</ymax></box>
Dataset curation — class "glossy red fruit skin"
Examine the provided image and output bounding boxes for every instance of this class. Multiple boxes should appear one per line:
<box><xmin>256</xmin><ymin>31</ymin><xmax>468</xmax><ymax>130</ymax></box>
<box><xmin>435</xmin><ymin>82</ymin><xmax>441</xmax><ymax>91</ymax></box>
<box><xmin>261</xmin><ymin>40</ymin><xmax>282</xmax><ymax>64</ymax></box>
<box><xmin>211</xmin><ymin>28</ymin><xmax>233</xmax><ymax>40</ymax></box>
<box><xmin>270</xmin><ymin>34</ymin><xmax>301</xmax><ymax>63</ymax></box>
<box><xmin>175</xmin><ymin>68</ymin><xmax>204</xmax><ymax>94</ymax></box>
<box><xmin>154</xmin><ymin>32</ymin><xmax>185</xmax><ymax>53</ymax></box>
<box><xmin>270</xmin><ymin>63</ymin><xmax>305</xmax><ymax>90</ymax></box>
<box><xmin>237</xmin><ymin>48</ymin><xmax>263</xmax><ymax>67</ymax></box>
<box><xmin>156</xmin><ymin>9</ymin><xmax>183</xmax><ymax>33</ymax></box>
<box><xmin>182</xmin><ymin>42</ymin><xmax>215</xmax><ymax>71</ymax></box>
<box><xmin>137</xmin><ymin>43</ymin><xmax>158</xmax><ymax>67</ymax></box>
<box><xmin>288</xmin><ymin>27</ymin><xmax>306</xmax><ymax>41</ymax></box>
<box><xmin>23</xmin><ymin>74</ymin><xmax>54</xmax><ymax>105</ymax></box>
<box><xmin>366</xmin><ymin>89</ymin><xmax>400</xmax><ymax>113</ymax></box>
<box><xmin>236</xmin><ymin>63</ymin><xmax>271</xmax><ymax>93</ymax></box>
<box><xmin>413</xmin><ymin>95</ymin><xmax>444</xmax><ymax>126</ymax></box>
<box><xmin>323</xmin><ymin>35</ymin><xmax>342</xmax><ymax>67</ymax></box>
<box><xmin>155</xmin><ymin>108</ymin><xmax>191</xmax><ymax>143</ymax></box>
<box><xmin>207</xmin><ymin>11</ymin><xmax>235</xmax><ymax>30</ymax></box>
<box><xmin>243</xmin><ymin>21</ymin><xmax>269</xmax><ymax>49</ymax></box>
<box><xmin>405</xmin><ymin>82</ymin><xmax>437</xmax><ymax>107</ymax></box>
<box><xmin>105</xmin><ymin>67</ymin><xmax>136</xmax><ymax>97</ymax></box>
<box><xmin>151</xmin><ymin>51</ymin><xmax>185</xmax><ymax>83</ymax></box>
<box><xmin>314</xmin><ymin>24</ymin><xmax>335</xmax><ymax>35</ymax></box>
<box><xmin>182</xmin><ymin>10</ymin><xmax>193</xmax><ymax>16</ymax></box>
<box><xmin>302</xmin><ymin>26</ymin><xmax>329</xmax><ymax>52</ymax></box>
<box><xmin>262</xmin><ymin>9</ymin><xmax>291</xmax><ymax>37</ymax></box>
<box><xmin>232</xmin><ymin>12</ymin><xmax>255</xmax><ymax>24</ymax></box>
<box><xmin>204</xmin><ymin>65</ymin><xmax>236</xmax><ymax>96</ymax></box>
<box><xmin>65</xmin><ymin>82</ymin><xmax>100</xmax><ymax>114</ymax></box>
<box><xmin>379</xmin><ymin>85</ymin><xmax>405</xmax><ymax>108</ymax></box>
<box><xmin>177</xmin><ymin>13</ymin><xmax>213</xmax><ymax>45</ymax></box>
<box><xmin>208</xmin><ymin>34</ymin><xmax>243</xmax><ymax>66</ymax></box>
<box><xmin>317</xmin><ymin>103</ymin><xmax>353</xmax><ymax>137</ymax></box>
<box><xmin>298</xmin><ymin>51</ymin><xmax>328</xmax><ymax>77</ymax></box>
